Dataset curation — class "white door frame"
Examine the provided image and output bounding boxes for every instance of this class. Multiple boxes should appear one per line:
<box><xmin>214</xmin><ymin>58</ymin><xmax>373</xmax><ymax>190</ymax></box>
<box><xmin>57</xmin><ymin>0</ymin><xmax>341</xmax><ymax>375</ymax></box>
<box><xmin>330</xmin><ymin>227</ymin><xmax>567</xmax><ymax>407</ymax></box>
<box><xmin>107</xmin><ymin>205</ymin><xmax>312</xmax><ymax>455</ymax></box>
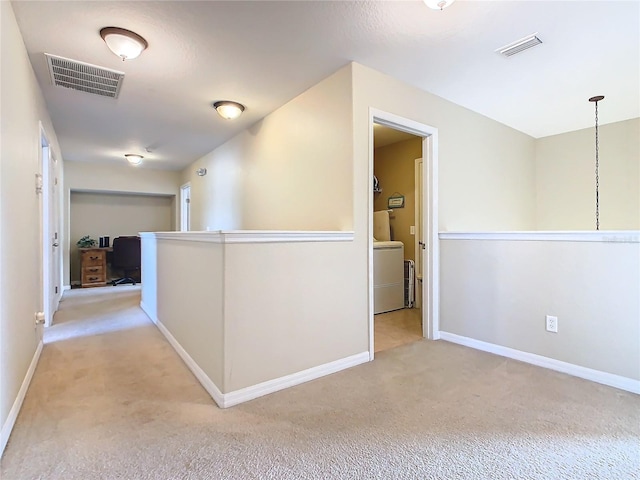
<box><xmin>180</xmin><ymin>182</ymin><xmax>191</xmax><ymax>232</ymax></box>
<box><xmin>368</xmin><ymin>109</ymin><xmax>439</xmax><ymax>360</ymax></box>
<box><xmin>39</xmin><ymin>123</ymin><xmax>60</xmax><ymax>327</ymax></box>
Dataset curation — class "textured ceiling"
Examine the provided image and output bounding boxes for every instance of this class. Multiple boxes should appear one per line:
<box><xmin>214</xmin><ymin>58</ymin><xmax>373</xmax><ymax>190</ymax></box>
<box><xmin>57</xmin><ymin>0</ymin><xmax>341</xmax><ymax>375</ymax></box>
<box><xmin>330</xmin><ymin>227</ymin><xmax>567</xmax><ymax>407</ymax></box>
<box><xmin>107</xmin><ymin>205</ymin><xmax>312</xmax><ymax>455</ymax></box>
<box><xmin>11</xmin><ymin>1</ymin><xmax>640</xmax><ymax>171</ymax></box>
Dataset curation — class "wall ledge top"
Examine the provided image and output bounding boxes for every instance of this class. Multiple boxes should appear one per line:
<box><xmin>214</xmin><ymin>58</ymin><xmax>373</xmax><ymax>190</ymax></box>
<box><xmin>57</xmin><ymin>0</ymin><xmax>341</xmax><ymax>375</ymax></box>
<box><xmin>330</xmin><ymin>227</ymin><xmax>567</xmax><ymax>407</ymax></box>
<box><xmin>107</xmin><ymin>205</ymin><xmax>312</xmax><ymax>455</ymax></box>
<box><xmin>439</xmin><ymin>231</ymin><xmax>639</xmax><ymax>243</ymax></box>
<box><xmin>140</xmin><ymin>230</ymin><xmax>354</xmax><ymax>244</ymax></box>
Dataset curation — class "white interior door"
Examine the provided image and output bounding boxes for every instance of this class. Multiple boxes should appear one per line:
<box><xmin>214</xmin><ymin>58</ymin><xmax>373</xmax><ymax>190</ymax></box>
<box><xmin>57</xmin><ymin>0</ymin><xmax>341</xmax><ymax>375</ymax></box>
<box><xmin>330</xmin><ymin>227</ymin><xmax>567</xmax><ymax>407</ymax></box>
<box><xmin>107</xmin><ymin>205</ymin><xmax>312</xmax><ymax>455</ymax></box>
<box><xmin>38</xmin><ymin>134</ymin><xmax>52</xmax><ymax>327</ymax></box>
<box><xmin>180</xmin><ymin>183</ymin><xmax>191</xmax><ymax>231</ymax></box>
<box><xmin>41</xmin><ymin>138</ymin><xmax>61</xmax><ymax>327</ymax></box>
<box><xmin>49</xmin><ymin>150</ymin><xmax>61</xmax><ymax>316</ymax></box>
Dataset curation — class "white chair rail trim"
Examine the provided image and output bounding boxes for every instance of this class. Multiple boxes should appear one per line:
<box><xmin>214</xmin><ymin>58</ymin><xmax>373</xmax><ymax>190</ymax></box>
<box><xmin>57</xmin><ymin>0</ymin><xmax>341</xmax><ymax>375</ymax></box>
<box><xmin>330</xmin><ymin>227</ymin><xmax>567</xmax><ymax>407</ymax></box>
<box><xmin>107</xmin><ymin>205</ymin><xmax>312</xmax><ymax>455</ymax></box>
<box><xmin>140</xmin><ymin>230</ymin><xmax>354</xmax><ymax>244</ymax></box>
<box><xmin>439</xmin><ymin>231</ymin><xmax>639</xmax><ymax>243</ymax></box>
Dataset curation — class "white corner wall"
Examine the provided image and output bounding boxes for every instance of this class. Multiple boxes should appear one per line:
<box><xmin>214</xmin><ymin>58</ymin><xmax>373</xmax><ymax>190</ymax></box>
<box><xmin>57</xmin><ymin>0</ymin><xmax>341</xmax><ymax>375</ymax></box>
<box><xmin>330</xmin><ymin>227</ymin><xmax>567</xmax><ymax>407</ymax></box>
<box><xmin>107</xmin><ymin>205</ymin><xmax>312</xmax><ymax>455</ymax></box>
<box><xmin>171</xmin><ymin>62</ymin><xmax>541</xmax><ymax>404</ymax></box>
<box><xmin>0</xmin><ymin>1</ymin><xmax>63</xmax><ymax>455</ymax></box>
<box><xmin>535</xmin><ymin>118</ymin><xmax>640</xmax><ymax>230</ymax></box>
<box><xmin>182</xmin><ymin>64</ymin><xmax>354</xmax><ymax>232</ymax></box>
<box><xmin>223</xmin><ymin>240</ymin><xmax>365</xmax><ymax>392</ymax></box>
<box><xmin>140</xmin><ymin>232</ymin><xmax>365</xmax><ymax>407</ymax></box>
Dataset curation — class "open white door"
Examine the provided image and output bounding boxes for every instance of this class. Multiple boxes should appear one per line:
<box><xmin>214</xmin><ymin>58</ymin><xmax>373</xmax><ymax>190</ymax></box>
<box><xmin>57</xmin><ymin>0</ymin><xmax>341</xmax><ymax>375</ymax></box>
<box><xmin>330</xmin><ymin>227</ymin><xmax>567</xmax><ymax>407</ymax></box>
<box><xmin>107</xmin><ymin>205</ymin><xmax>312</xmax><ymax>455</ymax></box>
<box><xmin>180</xmin><ymin>183</ymin><xmax>191</xmax><ymax>232</ymax></box>
<box><xmin>40</xmin><ymin>125</ymin><xmax>61</xmax><ymax>328</ymax></box>
<box><xmin>49</xmin><ymin>149</ymin><xmax>62</xmax><ymax>317</ymax></box>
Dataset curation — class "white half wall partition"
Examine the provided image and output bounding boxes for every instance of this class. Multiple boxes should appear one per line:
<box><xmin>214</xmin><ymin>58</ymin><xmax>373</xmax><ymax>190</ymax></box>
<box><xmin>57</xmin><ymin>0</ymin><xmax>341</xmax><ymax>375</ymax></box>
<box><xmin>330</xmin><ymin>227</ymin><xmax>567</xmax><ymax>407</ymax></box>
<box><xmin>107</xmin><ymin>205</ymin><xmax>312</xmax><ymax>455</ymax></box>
<box><xmin>439</xmin><ymin>231</ymin><xmax>640</xmax><ymax>394</ymax></box>
<box><xmin>140</xmin><ymin>230</ymin><xmax>368</xmax><ymax>408</ymax></box>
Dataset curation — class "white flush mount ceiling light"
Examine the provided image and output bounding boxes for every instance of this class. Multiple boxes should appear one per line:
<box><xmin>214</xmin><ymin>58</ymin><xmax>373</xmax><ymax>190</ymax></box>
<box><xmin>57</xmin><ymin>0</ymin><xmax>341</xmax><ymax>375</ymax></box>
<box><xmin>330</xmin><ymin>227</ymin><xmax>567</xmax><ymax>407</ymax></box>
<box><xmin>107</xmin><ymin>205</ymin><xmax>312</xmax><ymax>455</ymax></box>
<box><xmin>125</xmin><ymin>154</ymin><xmax>143</xmax><ymax>165</ymax></box>
<box><xmin>100</xmin><ymin>27</ymin><xmax>148</xmax><ymax>61</ymax></box>
<box><xmin>213</xmin><ymin>101</ymin><xmax>245</xmax><ymax>120</ymax></box>
<box><xmin>424</xmin><ymin>0</ymin><xmax>455</xmax><ymax>10</ymax></box>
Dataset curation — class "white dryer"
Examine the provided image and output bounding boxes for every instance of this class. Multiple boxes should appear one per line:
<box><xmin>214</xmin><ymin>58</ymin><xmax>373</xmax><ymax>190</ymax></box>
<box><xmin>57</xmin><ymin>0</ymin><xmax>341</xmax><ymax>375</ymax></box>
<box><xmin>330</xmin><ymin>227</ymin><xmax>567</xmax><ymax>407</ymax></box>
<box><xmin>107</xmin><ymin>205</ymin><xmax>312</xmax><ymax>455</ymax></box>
<box><xmin>373</xmin><ymin>241</ymin><xmax>404</xmax><ymax>314</ymax></box>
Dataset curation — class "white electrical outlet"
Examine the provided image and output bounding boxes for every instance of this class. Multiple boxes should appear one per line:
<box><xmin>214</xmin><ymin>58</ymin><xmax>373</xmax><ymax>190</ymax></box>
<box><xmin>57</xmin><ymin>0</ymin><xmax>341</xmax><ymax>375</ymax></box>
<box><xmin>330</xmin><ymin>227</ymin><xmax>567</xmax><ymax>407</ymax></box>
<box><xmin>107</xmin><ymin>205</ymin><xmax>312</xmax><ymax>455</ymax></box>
<box><xmin>546</xmin><ymin>315</ymin><xmax>558</xmax><ymax>333</ymax></box>
<box><xmin>410</xmin><ymin>225</ymin><xmax>415</xmax><ymax>235</ymax></box>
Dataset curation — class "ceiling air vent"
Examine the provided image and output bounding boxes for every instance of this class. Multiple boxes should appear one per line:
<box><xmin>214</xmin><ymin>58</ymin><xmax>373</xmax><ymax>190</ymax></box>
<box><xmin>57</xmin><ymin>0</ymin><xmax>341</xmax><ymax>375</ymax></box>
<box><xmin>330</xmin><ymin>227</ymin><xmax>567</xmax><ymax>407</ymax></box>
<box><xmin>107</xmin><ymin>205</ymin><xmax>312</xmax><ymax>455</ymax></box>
<box><xmin>496</xmin><ymin>33</ymin><xmax>542</xmax><ymax>57</ymax></box>
<box><xmin>45</xmin><ymin>53</ymin><xmax>124</xmax><ymax>98</ymax></box>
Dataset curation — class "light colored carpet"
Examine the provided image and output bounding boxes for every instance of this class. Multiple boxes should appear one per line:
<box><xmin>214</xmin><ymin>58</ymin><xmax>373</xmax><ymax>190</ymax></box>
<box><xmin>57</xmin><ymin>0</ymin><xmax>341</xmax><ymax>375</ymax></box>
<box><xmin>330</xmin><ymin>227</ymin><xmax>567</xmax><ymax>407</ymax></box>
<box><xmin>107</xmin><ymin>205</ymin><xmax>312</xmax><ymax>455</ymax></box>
<box><xmin>1</xmin><ymin>286</ymin><xmax>639</xmax><ymax>479</ymax></box>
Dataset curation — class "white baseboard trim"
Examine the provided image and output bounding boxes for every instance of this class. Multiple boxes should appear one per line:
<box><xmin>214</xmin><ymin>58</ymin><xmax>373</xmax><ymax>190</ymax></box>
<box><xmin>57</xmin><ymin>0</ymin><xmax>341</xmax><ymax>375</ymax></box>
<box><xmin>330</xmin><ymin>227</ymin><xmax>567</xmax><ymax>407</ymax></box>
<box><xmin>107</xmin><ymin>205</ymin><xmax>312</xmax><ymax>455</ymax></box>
<box><xmin>150</xmin><ymin>309</ymin><xmax>370</xmax><ymax>409</ymax></box>
<box><xmin>1</xmin><ymin>341</ymin><xmax>43</xmax><ymax>456</ymax></box>
<box><xmin>223</xmin><ymin>351</ymin><xmax>370</xmax><ymax>408</ymax></box>
<box><xmin>154</xmin><ymin>319</ymin><xmax>226</xmax><ymax>407</ymax></box>
<box><xmin>63</xmin><ymin>285</ymin><xmax>70</xmax><ymax>291</ymax></box>
<box><xmin>439</xmin><ymin>332</ymin><xmax>640</xmax><ymax>395</ymax></box>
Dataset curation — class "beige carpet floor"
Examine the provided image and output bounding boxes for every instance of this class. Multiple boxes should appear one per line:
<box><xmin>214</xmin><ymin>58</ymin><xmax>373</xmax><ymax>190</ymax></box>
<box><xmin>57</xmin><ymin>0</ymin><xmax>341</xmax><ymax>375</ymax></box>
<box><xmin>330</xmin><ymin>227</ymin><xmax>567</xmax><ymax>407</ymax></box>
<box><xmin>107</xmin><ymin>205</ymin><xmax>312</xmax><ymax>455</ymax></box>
<box><xmin>1</xmin><ymin>286</ymin><xmax>639</xmax><ymax>480</ymax></box>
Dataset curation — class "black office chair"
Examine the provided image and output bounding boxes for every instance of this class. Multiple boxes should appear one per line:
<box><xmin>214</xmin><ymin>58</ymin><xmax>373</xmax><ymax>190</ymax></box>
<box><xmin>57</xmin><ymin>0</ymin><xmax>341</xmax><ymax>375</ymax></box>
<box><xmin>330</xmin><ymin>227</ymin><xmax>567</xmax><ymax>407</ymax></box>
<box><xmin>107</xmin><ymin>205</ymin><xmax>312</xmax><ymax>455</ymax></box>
<box><xmin>111</xmin><ymin>236</ymin><xmax>141</xmax><ymax>286</ymax></box>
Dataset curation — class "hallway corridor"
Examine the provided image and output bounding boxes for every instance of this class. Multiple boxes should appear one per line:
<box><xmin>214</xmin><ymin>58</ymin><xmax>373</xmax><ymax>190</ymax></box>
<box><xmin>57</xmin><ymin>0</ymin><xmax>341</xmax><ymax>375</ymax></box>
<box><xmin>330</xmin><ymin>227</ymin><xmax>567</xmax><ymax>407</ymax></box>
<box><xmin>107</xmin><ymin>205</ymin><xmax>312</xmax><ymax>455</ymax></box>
<box><xmin>0</xmin><ymin>286</ymin><xmax>217</xmax><ymax>479</ymax></box>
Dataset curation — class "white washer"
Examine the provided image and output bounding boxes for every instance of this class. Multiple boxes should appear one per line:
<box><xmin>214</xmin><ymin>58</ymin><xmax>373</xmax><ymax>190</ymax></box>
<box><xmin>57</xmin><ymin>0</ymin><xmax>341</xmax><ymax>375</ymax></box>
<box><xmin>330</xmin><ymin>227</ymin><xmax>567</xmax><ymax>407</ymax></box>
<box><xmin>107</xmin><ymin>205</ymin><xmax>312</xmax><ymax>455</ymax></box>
<box><xmin>373</xmin><ymin>241</ymin><xmax>404</xmax><ymax>314</ymax></box>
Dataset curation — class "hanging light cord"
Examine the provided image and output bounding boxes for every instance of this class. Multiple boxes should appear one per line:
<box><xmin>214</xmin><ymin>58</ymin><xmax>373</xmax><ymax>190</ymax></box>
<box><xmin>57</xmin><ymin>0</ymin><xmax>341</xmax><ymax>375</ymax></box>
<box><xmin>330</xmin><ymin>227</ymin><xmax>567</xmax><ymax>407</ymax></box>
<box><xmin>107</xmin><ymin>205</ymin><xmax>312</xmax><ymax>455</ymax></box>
<box><xmin>595</xmin><ymin>100</ymin><xmax>600</xmax><ymax>231</ymax></box>
<box><xmin>589</xmin><ymin>95</ymin><xmax>604</xmax><ymax>231</ymax></box>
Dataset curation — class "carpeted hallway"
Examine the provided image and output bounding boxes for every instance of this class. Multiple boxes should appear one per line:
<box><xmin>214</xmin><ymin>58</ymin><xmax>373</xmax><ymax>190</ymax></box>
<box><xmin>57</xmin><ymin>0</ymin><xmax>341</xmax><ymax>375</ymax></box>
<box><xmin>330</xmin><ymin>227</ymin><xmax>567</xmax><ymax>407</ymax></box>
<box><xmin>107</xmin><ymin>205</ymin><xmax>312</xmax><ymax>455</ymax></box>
<box><xmin>1</xmin><ymin>287</ymin><xmax>638</xmax><ymax>480</ymax></box>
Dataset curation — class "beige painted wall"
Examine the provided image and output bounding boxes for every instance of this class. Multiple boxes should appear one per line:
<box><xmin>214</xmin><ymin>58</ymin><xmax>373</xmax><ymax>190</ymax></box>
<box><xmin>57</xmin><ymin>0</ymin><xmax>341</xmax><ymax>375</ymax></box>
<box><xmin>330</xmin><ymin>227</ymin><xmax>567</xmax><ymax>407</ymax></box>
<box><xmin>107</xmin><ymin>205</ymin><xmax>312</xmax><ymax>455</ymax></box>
<box><xmin>182</xmin><ymin>65</ymin><xmax>353</xmax><ymax>231</ymax></box>
<box><xmin>174</xmin><ymin>65</ymin><xmax>365</xmax><ymax>393</ymax></box>
<box><xmin>374</xmin><ymin>137</ymin><xmax>422</xmax><ymax>261</ymax></box>
<box><xmin>351</xmin><ymin>63</ymin><xmax>537</xmax><ymax>350</ymax></box>
<box><xmin>440</xmin><ymin>238</ymin><xmax>640</xmax><ymax>380</ymax></box>
<box><xmin>141</xmin><ymin>234</ymin><xmax>362</xmax><ymax>397</ymax></box>
<box><xmin>0</xmin><ymin>1</ymin><xmax>64</xmax><ymax>451</ymax></box>
<box><xmin>155</xmin><ymin>239</ymin><xmax>225</xmax><ymax>389</ymax></box>
<box><xmin>350</xmin><ymin>64</ymin><xmax>637</xmax><ymax>388</ymax></box>
<box><xmin>535</xmin><ymin>118</ymin><xmax>640</xmax><ymax>230</ymax></box>
<box><xmin>64</xmin><ymin>161</ymin><xmax>181</xmax><ymax>195</ymax></box>
<box><xmin>69</xmin><ymin>192</ymin><xmax>174</xmax><ymax>283</ymax></box>
<box><xmin>167</xmin><ymin>62</ymin><xmax>537</xmax><ymax>398</ymax></box>
<box><xmin>63</xmin><ymin>161</ymin><xmax>181</xmax><ymax>285</ymax></box>
<box><xmin>352</xmin><ymin>63</ymin><xmax>537</xmax><ymax>235</ymax></box>
<box><xmin>224</xmin><ymin>241</ymin><xmax>364</xmax><ymax>391</ymax></box>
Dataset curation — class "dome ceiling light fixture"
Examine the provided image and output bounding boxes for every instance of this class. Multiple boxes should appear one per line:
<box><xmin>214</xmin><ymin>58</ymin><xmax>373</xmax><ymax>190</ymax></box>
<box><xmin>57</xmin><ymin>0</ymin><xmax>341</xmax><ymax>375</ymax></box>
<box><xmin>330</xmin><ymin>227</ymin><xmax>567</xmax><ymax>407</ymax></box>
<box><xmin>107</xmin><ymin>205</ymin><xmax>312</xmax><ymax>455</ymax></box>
<box><xmin>423</xmin><ymin>0</ymin><xmax>456</xmax><ymax>10</ymax></box>
<box><xmin>125</xmin><ymin>154</ymin><xmax>143</xmax><ymax>165</ymax></box>
<box><xmin>100</xmin><ymin>27</ymin><xmax>148</xmax><ymax>61</ymax></box>
<box><xmin>213</xmin><ymin>101</ymin><xmax>245</xmax><ymax>120</ymax></box>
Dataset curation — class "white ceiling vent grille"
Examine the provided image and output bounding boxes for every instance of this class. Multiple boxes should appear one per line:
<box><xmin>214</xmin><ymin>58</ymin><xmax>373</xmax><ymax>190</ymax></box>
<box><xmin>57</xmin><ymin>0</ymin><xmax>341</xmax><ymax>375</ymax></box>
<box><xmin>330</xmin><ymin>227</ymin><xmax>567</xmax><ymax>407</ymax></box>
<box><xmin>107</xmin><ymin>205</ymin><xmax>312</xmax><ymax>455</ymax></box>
<box><xmin>496</xmin><ymin>33</ymin><xmax>542</xmax><ymax>57</ymax></box>
<box><xmin>45</xmin><ymin>53</ymin><xmax>124</xmax><ymax>98</ymax></box>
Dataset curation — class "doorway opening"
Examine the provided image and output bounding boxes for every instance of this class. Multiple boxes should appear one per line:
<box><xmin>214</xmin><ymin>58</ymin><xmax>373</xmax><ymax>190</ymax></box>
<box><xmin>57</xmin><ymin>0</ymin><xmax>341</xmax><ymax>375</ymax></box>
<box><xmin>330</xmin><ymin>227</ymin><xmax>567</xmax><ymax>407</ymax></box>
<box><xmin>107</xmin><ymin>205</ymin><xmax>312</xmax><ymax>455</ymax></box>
<box><xmin>68</xmin><ymin>191</ymin><xmax>175</xmax><ymax>287</ymax></box>
<box><xmin>369</xmin><ymin>110</ymin><xmax>439</xmax><ymax>359</ymax></box>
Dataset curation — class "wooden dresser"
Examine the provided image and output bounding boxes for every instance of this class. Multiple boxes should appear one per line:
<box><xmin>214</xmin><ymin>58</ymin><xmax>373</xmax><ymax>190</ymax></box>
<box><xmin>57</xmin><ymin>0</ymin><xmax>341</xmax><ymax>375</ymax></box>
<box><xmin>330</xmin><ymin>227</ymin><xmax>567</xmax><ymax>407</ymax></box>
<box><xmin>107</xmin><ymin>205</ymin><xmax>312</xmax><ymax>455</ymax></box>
<box><xmin>80</xmin><ymin>248</ymin><xmax>108</xmax><ymax>288</ymax></box>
